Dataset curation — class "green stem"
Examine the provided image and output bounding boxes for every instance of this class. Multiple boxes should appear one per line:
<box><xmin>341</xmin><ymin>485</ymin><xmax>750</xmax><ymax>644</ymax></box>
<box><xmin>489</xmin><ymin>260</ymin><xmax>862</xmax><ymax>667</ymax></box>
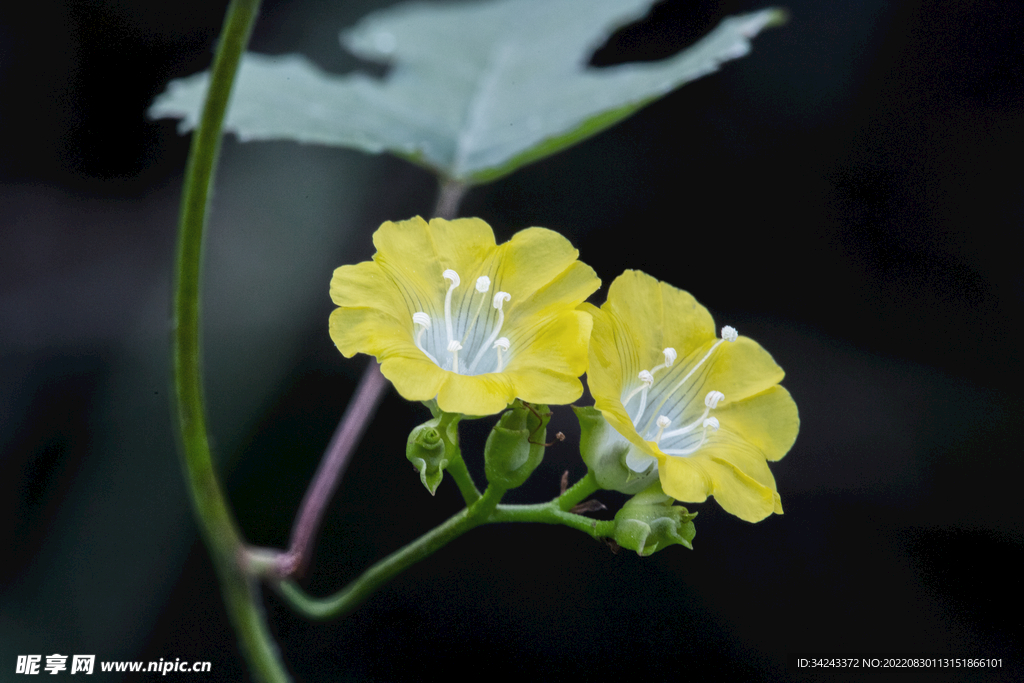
<box><xmin>172</xmin><ymin>1</ymin><xmax>287</xmax><ymax>681</ymax></box>
<box><xmin>445</xmin><ymin>455</ymin><xmax>481</xmax><ymax>505</ymax></box>
<box><xmin>555</xmin><ymin>470</ymin><xmax>600</xmax><ymax>511</ymax></box>
<box><xmin>277</xmin><ymin>485</ymin><xmax>506</xmax><ymax>620</ymax></box>
<box><xmin>491</xmin><ymin>503</ymin><xmax>615</xmax><ymax>538</ymax></box>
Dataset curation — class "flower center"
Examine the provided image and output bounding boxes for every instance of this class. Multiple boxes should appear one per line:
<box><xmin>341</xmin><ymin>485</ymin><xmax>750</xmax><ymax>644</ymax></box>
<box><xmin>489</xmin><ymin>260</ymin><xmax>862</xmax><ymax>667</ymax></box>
<box><xmin>622</xmin><ymin>326</ymin><xmax>738</xmax><ymax>461</ymax></box>
<box><xmin>412</xmin><ymin>268</ymin><xmax>512</xmax><ymax>375</ymax></box>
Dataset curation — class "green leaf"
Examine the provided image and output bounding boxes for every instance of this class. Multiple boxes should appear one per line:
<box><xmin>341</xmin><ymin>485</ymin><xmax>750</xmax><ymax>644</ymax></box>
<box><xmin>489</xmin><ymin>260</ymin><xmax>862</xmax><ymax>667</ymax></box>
<box><xmin>150</xmin><ymin>0</ymin><xmax>784</xmax><ymax>184</ymax></box>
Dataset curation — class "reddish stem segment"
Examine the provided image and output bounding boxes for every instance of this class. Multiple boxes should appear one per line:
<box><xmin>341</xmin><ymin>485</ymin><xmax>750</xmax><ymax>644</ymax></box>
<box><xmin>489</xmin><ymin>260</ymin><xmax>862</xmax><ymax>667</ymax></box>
<box><xmin>277</xmin><ymin>363</ymin><xmax>388</xmax><ymax>576</ymax></box>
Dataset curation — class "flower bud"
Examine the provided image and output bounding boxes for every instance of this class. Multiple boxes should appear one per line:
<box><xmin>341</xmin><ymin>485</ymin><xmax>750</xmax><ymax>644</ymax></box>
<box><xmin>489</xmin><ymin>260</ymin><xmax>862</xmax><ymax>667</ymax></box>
<box><xmin>574</xmin><ymin>406</ymin><xmax>658</xmax><ymax>494</ymax></box>
<box><xmin>406</xmin><ymin>408</ymin><xmax>462</xmax><ymax>496</ymax></box>
<box><xmin>612</xmin><ymin>484</ymin><xmax>696</xmax><ymax>556</ymax></box>
<box><xmin>406</xmin><ymin>423</ymin><xmax>448</xmax><ymax>495</ymax></box>
<box><xmin>484</xmin><ymin>401</ymin><xmax>549</xmax><ymax>489</ymax></box>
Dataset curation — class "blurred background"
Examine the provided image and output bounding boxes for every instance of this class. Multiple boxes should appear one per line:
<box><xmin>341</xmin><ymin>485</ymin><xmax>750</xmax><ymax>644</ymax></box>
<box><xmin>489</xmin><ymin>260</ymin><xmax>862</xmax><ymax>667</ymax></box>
<box><xmin>1</xmin><ymin>0</ymin><xmax>1021</xmax><ymax>680</ymax></box>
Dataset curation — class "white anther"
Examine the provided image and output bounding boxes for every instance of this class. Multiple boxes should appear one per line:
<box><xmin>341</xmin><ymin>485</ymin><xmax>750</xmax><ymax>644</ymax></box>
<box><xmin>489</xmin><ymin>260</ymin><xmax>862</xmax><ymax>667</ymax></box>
<box><xmin>704</xmin><ymin>390</ymin><xmax>725</xmax><ymax>409</ymax></box>
<box><xmin>469</xmin><ymin>294</ymin><xmax>511</xmax><ymax>373</ymax></box>
<box><xmin>722</xmin><ymin>326</ymin><xmax>738</xmax><ymax>342</ymax></box>
<box><xmin>447</xmin><ymin>340</ymin><xmax>463</xmax><ymax>353</ymax></box>
<box><xmin>492</xmin><ymin>337</ymin><xmax>511</xmax><ymax>373</ymax></box>
<box><xmin>703</xmin><ymin>417</ymin><xmax>720</xmax><ymax>431</ymax></box>
<box><xmin>653</xmin><ymin>415</ymin><xmax>671</xmax><ymax>444</ymax></box>
<box><xmin>442</xmin><ymin>270</ymin><xmax>461</xmax><ymax>345</ymax></box>
<box><xmin>663</xmin><ymin>348</ymin><xmax>677</xmax><ymax>366</ymax></box>
<box><xmin>638</xmin><ymin>370</ymin><xmax>654</xmax><ymax>386</ymax></box>
<box><xmin>413</xmin><ymin>312</ymin><xmax>439</xmax><ymax>366</ymax></box>
<box><xmin>475</xmin><ymin>276</ymin><xmax>491</xmax><ymax>292</ymax></box>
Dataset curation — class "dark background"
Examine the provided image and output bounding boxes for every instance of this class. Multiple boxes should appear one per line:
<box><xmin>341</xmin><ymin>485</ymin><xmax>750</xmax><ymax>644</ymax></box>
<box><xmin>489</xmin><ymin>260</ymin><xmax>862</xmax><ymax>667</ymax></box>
<box><xmin>2</xmin><ymin>0</ymin><xmax>1021</xmax><ymax>681</ymax></box>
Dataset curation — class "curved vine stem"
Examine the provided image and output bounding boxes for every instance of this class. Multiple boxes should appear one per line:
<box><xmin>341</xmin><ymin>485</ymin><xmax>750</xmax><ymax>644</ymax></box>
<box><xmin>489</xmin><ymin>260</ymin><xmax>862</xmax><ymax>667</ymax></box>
<box><xmin>171</xmin><ymin>1</ymin><xmax>289</xmax><ymax>681</ymax></box>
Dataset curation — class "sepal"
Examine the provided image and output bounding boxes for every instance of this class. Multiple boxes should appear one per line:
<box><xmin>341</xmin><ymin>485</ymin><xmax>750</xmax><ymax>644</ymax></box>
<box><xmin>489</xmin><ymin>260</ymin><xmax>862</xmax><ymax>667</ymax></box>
<box><xmin>484</xmin><ymin>401</ymin><xmax>549</xmax><ymax>489</ymax></box>
<box><xmin>612</xmin><ymin>483</ymin><xmax>697</xmax><ymax>556</ymax></box>
<box><xmin>574</xmin><ymin>406</ymin><xmax>658</xmax><ymax>494</ymax></box>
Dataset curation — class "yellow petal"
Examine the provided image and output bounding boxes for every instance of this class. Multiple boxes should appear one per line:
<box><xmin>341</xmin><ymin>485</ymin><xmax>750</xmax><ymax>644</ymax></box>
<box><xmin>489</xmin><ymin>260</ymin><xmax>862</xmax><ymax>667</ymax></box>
<box><xmin>379</xmin><ymin>354</ymin><xmax>449</xmax><ymax>403</ymax></box>
<box><xmin>424</xmin><ymin>217</ymin><xmax>498</xmax><ymax>270</ymax></box>
<box><xmin>606</xmin><ymin>270</ymin><xmax>716</xmax><ymax>369</ymax></box>
<box><xmin>508</xmin><ymin>260</ymin><xmax>601</xmax><ymax>323</ymax></box>
<box><xmin>330</xmin><ymin>261</ymin><xmax>410</xmax><ymax>323</ymax></box>
<box><xmin>507</xmin><ymin>309</ymin><xmax>592</xmax><ymax>377</ymax></box>
<box><xmin>496</xmin><ymin>227</ymin><xmax>585</xmax><ymax>303</ymax></box>
<box><xmin>659</xmin><ymin>452</ymin><xmax>777</xmax><ymax>522</ymax></box>
<box><xmin>704</xmin><ymin>336</ymin><xmax>786</xmax><ymax>405</ymax></box>
<box><xmin>713</xmin><ymin>385</ymin><xmax>799</xmax><ymax>461</ymax></box>
<box><xmin>503</xmin><ymin>367</ymin><xmax>584</xmax><ymax>406</ymax></box>
<box><xmin>371</xmin><ymin>217</ymin><xmax>448</xmax><ymax>308</ymax></box>
<box><xmin>329</xmin><ymin>307</ymin><xmax>412</xmax><ymax>359</ymax></box>
<box><xmin>436</xmin><ymin>371</ymin><xmax>516</xmax><ymax>416</ymax></box>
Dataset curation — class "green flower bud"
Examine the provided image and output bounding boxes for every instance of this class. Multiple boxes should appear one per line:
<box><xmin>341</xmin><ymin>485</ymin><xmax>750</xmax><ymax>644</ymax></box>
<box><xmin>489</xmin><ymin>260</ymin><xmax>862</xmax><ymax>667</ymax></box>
<box><xmin>406</xmin><ymin>410</ymin><xmax>462</xmax><ymax>496</ymax></box>
<box><xmin>484</xmin><ymin>401</ymin><xmax>549</xmax><ymax>489</ymax></box>
<box><xmin>612</xmin><ymin>484</ymin><xmax>696</xmax><ymax>556</ymax></box>
<box><xmin>574</xmin><ymin>406</ymin><xmax>658</xmax><ymax>494</ymax></box>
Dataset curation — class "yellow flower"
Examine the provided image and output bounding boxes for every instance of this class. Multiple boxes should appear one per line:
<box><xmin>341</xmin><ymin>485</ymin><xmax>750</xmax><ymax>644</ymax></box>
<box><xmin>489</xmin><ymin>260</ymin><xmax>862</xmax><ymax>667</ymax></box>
<box><xmin>583</xmin><ymin>270</ymin><xmax>799</xmax><ymax>522</ymax></box>
<box><xmin>330</xmin><ymin>216</ymin><xmax>599</xmax><ymax>416</ymax></box>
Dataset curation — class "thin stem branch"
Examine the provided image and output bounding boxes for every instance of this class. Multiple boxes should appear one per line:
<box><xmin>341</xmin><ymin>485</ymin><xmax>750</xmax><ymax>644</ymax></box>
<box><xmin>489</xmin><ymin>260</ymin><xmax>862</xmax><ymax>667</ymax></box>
<box><xmin>555</xmin><ymin>470</ymin><xmax>600</xmax><ymax>511</ymax></box>
<box><xmin>490</xmin><ymin>503</ymin><xmax>614</xmax><ymax>538</ymax></box>
<box><xmin>275</xmin><ymin>485</ymin><xmax>506</xmax><ymax>620</ymax></box>
<box><xmin>434</xmin><ymin>178</ymin><xmax>468</xmax><ymax>220</ymax></box>
<box><xmin>172</xmin><ymin>1</ymin><xmax>288</xmax><ymax>681</ymax></box>
<box><xmin>444</xmin><ymin>455</ymin><xmax>481</xmax><ymax>505</ymax></box>
<box><xmin>277</xmin><ymin>362</ymin><xmax>387</xmax><ymax>576</ymax></box>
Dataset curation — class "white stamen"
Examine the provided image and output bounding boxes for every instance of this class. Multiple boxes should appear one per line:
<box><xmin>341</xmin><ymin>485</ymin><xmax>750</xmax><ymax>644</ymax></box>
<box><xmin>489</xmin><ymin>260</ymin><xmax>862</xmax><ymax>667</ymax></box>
<box><xmin>459</xmin><ymin>277</ymin><xmax>492</xmax><ymax>346</ymax></box>
<box><xmin>447</xmin><ymin>339</ymin><xmax>463</xmax><ymax>374</ymax></box>
<box><xmin>442</xmin><ymin>269</ymin><xmax>460</xmax><ymax>346</ymax></box>
<box><xmin>632</xmin><ymin>384</ymin><xmax>650</xmax><ymax>427</ymax></box>
<box><xmin>493</xmin><ymin>337</ymin><xmax>510</xmax><ymax>372</ymax></box>
<box><xmin>412</xmin><ymin>312</ymin><xmax>438</xmax><ymax>365</ymax></box>
<box><xmin>661</xmin><ymin>337</ymin><xmax>727</xmax><ymax>407</ymax></box>
<box><xmin>624</xmin><ymin>370</ymin><xmax>655</xmax><ymax>423</ymax></box>
<box><xmin>650</xmin><ymin>348</ymin><xmax>678</xmax><ymax>375</ymax></box>
<box><xmin>653</xmin><ymin>415</ymin><xmax>671</xmax><ymax>443</ymax></box>
<box><xmin>468</xmin><ymin>292</ymin><xmax>511</xmax><ymax>373</ymax></box>
<box><xmin>662</xmin><ymin>418</ymin><xmax>719</xmax><ymax>457</ymax></box>
<box><xmin>656</xmin><ymin>390</ymin><xmax>724</xmax><ymax>441</ymax></box>
<box><xmin>722</xmin><ymin>325</ymin><xmax>738</xmax><ymax>342</ymax></box>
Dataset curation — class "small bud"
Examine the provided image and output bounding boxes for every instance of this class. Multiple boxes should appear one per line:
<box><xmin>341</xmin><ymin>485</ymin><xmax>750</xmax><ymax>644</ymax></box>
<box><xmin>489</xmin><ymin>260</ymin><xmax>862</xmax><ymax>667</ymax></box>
<box><xmin>612</xmin><ymin>484</ymin><xmax>697</xmax><ymax>556</ymax></box>
<box><xmin>484</xmin><ymin>401</ymin><xmax>550</xmax><ymax>489</ymax></box>
<box><xmin>406</xmin><ymin>423</ymin><xmax>448</xmax><ymax>495</ymax></box>
<box><xmin>406</xmin><ymin>409</ymin><xmax>462</xmax><ymax>496</ymax></box>
<box><xmin>574</xmin><ymin>406</ymin><xmax>658</xmax><ymax>494</ymax></box>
